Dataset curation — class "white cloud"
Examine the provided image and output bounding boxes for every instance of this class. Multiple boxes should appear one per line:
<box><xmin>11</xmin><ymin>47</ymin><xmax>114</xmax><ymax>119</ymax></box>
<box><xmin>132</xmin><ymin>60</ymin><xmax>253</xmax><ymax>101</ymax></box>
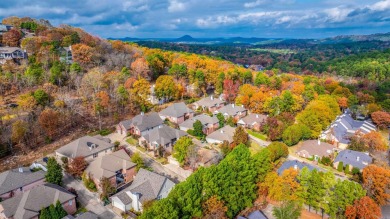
<box><xmin>369</xmin><ymin>0</ymin><xmax>390</xmax><ymax>11</ymax></box>
<box><xmin>244</xmin><ymin>0</ymin><xmax>267</xmax><ymax>8</ymax></box>
<box><xmin>324</xmin><ymin>7</ymin><xmax>353</xmax><ymax>22</ymax></box>
<box><xmin>168</xmin><ymin>0</ymin><xmax>187</xmax><ymax>12</ymax></box>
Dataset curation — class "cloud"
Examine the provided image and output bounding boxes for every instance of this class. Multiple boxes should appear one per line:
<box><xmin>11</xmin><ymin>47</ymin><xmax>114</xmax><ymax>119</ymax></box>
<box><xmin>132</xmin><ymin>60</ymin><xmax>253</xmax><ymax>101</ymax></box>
<box><xmin>168</xmin><ymin>0</ymin><xmax>187</xmax><ymax>12</ymax></box>
<box><xmin>244</xmin><ymin>0</ymin><xmax>267</xmax><ymax>8</ymax></box>
<box><xmin>369</xmin><ymin>0</ymin><xmax>390</xmax><ymax>11</ymax></box>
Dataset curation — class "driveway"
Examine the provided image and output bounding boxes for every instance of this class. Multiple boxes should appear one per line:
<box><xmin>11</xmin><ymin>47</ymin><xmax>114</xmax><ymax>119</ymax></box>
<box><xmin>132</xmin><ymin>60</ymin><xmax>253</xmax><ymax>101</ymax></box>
<box><xmin>63</xmin><ymin>174</ymin><xmax>120</xmax><ymax>219</ymax></box>
<box><xmin>248</xmin><ymin>134</ymin><xmax>271</xmax><ymax>147</ymax></box>
<box><xmin>107</xmin><ymin>133</ymin><xmax>190</xmax><ymax>182</ymax></box>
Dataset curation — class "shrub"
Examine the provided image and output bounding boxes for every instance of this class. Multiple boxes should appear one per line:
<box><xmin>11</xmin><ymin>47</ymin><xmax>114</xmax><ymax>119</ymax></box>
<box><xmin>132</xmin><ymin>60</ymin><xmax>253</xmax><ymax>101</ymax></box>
<box><xmin>267</xmin><ymin>142</ymin><xmax>289</xmax><ymax>162</ymax></box>
<box><xmin>344</xmin><ymin>164</ymin><xmax>350</xmax><ymax>174</ymax></box>
<box><xmin>320</xmin><ymin>156</ymin><xmax>332</xmax><ymax>166</ymax></box>
<box><xmin>337</xmin><ymin>162</ymin><xmax>344</xmax><ymax>172</ymax></box>
<box><xmin>352</xmin><ymin>167</ymin><xmax>360</xmax><ymax>175</ymax></box>
<box><xmin>97</xmin><ymin>129</ymin><xmax>112</xmax><ymax>136</ymax></box>
<box><xmin>82</xmin><ymin>172</ymin><xmax>97</xmax><ymax>192</ymax></box>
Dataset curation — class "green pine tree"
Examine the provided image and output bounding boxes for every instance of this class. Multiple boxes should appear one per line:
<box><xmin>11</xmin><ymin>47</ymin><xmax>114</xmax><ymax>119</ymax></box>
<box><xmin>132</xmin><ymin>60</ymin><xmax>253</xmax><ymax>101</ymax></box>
<box><xmin>45</xmin><ymin>157</ymin><xmax>63</xmax><ymax>186</ymax></box>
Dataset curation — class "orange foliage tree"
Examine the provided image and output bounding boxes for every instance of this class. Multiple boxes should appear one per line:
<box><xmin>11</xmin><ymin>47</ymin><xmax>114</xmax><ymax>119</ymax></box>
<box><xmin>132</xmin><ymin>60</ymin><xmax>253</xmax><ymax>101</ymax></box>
<box><xmin>363</xmin><ymin>131</ymin><xmax>387</xmax><ymax>152</ymax></box>
<box><xmin>202</xmin><ymin>195</ymin><xmax>228</xmax><ymax>219</ymax></box>
<box><xmin>362</xmin><ymin>165</ymin><xmax>390</xmax><ymax>206</ymax></box>
<box><xmin>371</xmin><ymin>111</ymin><xmax>390</xmax><ymax>129</ymax></box>
<box><xmin>38</xmin><ymin>108</ymin><xmax>61</xmax><ymax>138</ymax></box>
<box><xmin>67</xmin><ymin>156</ymin><xmax>88</xmax><ymax>178</ymax></box>
<box><xmin>2</xmin><ymin>29</ymin><xmax>22</xmax><ymax>46</ymax></box>
<box><xmin>72</xmin><ymin>43</ymin><xmax>94</xmax><ymax>67</ymax></box>
<box><xmin>345</xmin><ymin>196</ymin><xmax>381</xmax><ymax>219</ymax></box>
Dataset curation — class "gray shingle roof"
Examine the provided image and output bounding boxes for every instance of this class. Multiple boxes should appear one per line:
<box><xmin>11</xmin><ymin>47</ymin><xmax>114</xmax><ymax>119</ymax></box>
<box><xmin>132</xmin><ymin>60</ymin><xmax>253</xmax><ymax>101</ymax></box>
<box><xmin>75</xmin><ymin>212</ymin><xmax>98</xmax><ymax>219</ymax></box>
<box><xmin>206</xmin><ymin>125</ymin><xmax>236</xmax><ymax>143</ymax></box>
<box><xmin>237</xmin><ymin>113</ymin><xmax>267</xmax><ymax>126</ymax></box>
<box><xmin>248</xmin><ymin>210</ymin><xmax>268</xmax><ymax>219</ymax></box>
<box><xmin>56</xmin><ymin>136</ymin><xmax>114</xmax><ymax>159</ymax></box>
<box><xmin>297</xmin><ymin>140</ymin><xmax>336</xmax><ymax>158</ymax></box>
<box><xmin>193</xmin><ymin>96</ymin><xmax>225</xmax><ymax>108</ymax></box>
<box><xmin>159</xmin><ymin>102</ymin><xmax>193</xmax><ymax>118</ymax></box>
<box><xmin>277</xmin><ymin>160</ymin><xmax>319</xmax><ymax>175</ymax></box>
<box><xmin>112</xmin><ymin>169</ymin><xmax>175</xmax><ymax>203</ymax></box>
<box><xmin>179</xmin><ymin>114</ymin><xmax>218</xmax><ymax>130</ymax></box>
<box><xmin>142</xmin><ymin>125</ymin><xmax>187</xmax><ymax>146</ymax></box>
<box><xmin>0</xmin><ymin>183</ymin><xmax>75</xmax><ymax>219</ymax></box>
<box><xmin>215</xmin><ymin>104</ymin><xmax>247</xmax><ymax>117</ymax></box>
<box><xmin>85</xmin><ymin>149</ymin><xmax>136</xmax><ymax>179</ymax></box>
<box><xmin>0</xmin><ymin>47</ymin><xmax>22</xmax><ymax>54</ymax></box>
<box><xmin>0</xmin><ymin>167</ymin><xmax>45</xmax><ymax>195</ymax></box>
<box><xmin>334</xmin><ymin>149</ymin><xmax>372</xmax><ymax>170</ymax></box>
<box><xmin>119</xmin><ymin>112</ymin><xmax>163</xmax><ymax>132</ymax></box>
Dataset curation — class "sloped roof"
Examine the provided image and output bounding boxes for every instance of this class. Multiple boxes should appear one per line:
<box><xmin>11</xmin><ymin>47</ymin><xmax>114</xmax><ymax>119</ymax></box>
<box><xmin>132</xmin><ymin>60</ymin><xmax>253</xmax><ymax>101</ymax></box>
<box><xmin>248</xmin><ymin>210</ymin><xmax>268</xmax><ymax>219</ymax></box>
<box><xmin>0</xmin><ymin>167</ymin><xmax>45</xmax><ymax>195</ymax></box>
<box><xmin>297</xmin><ymin>140</ymin><xmax>336</xmax><ymax>157</ymax></box>
<box><xmin>277</xmin><ymin>160</ymin><xmax>319</xmax><ymax>175</ymax></box>
<box><xmin>160</xmin><ymin>102</ymin><xmax>193</xmax><ymax>118</ymax></box>
<box><xmin>334</xmin><ymin>149</ymin><xmax>372</xmax><ymax>170</ymax></box>
<box><xmin>142</xmin><ymin>125</ymin><xmax>187</xmax><ymax>145</ymax></box>
<box><xmin>112</xmin><ymin>169</ymin><xmax>175</xmax><ymax>203</ymax></box>
<box><xmin>56</xmin><ymin>135</ymin><xmax>114</xmax><ymax>158</ymax></box>
<box><xmin>193</xmin><ymin>96</ymin><xmax>225</xmax><ymax>108</ymax></box>
<box><xmin>215</xmin><ymin>104</ymin><xmax>247</xmax><ymax>117</ymax></box>
<box><xmin>85</xmin><ymin>149</ymin><xmax>136</xmax><ymax>179</ymax></box>
<box><xmin>237</xmin><ymin>113</ymin><xmax>267</xmax><ymax>126</ymax></box>
<box><xmin>0</xmin><ymin>47</ymin><xmax>23</xmax><ymax>54</ymax></box>
<box><xmin>179</xmin><ymin>114</ymin><xmax>218</xmax><ymax>129</ymax></box>
<box><xmin>119</xmin><ymin>112</ymin><xmax>163</xmax><ymax>131</ymax></box>
<box><xmin>206</xmin><ymin>125</ymin><xmax>236</xmax><ymax>143</ymax></box>
<box><xmin>0</xmin><ymin>183</ymin><xmax>75</xmax><ymax>219</ymax></box>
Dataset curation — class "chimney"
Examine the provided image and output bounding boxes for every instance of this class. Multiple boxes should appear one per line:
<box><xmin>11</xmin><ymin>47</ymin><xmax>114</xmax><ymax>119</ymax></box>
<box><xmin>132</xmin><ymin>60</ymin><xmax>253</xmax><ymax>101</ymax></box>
<box><xmin>211</xmin><ymin>96</ymin><xmax>214</xmax><ymax>100</ymax></box>
<box><xmin>356</xmin><ymin>156</ymin><xmax>360</xmax><ymax>161</ymax></box>
<box><xmin>318</xmin><ymin>139</ymin><xmax>320</xmax><ymax>145</ymax></box>
<box><xmin>231</xmin><ymin>104</ymin><xmax>235</xmax><ymax>108</ymax></box>
<box><xmin>220</xmin><ymin>129</ymin><xmax>224</xmax><ymax>133</ymax></box>
<box><xmin>293</xmin><ymin>165</ymin><xmax>297</xmax><ymax>170</ymax></box>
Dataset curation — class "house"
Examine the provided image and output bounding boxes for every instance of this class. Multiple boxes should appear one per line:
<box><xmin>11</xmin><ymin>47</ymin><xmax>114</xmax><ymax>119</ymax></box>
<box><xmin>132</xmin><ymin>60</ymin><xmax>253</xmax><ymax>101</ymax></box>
<box><xmin>0</xmin><ymin>183</ymin><xmax>76</xmax><ymax>219</ymax></box>
<box><xmin>0</xmin><ymin>167</ymin><xmax>46</xmax><ymax>200</ymax></box>
<box><xmin>333</xmin><ymin>149</ymin><xmax>372</xmax><ymax>171</ymax></box>
<box><xmin>277</xmin><ymin>160</ymin><xmax>319</xmax><ymax>175</ymax></box>
<box><xmin>85</xmin><ymin>149</ymin><xmax>136</xmax><ymax>190</ymax></box>
<box><xmin>59</xmin><ymin>46</ymin><xmax>73</xmax><ymax>64</ymax></box>
<box><xmin>179</xmin><ymin>114</ymin><xmax>219</xmax><ymax>135</ymax></box>
<box><xmin>0</xmin><ymin>24</ymin><xmax>12</xmax><ymax>35</ymax></box>
<box><xmin>63</xmin><ymin>211</ymin><xmax>98</xmax><ymax>219</ymax></box>
<box><xmin>296</xmin><ymin>140</ymin><xmax>337</xmax><ymax>161</ymax></box>
<box><xmin>111</xmin><ymin>168</ymin><xmax>175</xmax><ymax>212</ymax></box>
<box><xmin>237</xmin><ymin>113</ymin><xmax>267</xmax><ymax>131</ymax></box>
<box><xmin>238</xmin><ymin>210</ymin><xmax>268</xmax><ymax>219</ymax></box>
<box><xmin>320</xmin><ymin>110</ymin><xmax>376</xmax><ymax>149</ymax></box>
<box><xmin>0</xmin><ymin>47</ymin><xmax>26</xmax><ymax>64</ymax></box>
<box><xmin>55</xmin><ymin>135</ymin><xmax>115</xmax><ymax>162</ymax></box>
<box><xmin>117</xmin><ymin>112</ymin><xmax>164</xmax><ymax>137</ymax></box>
<box><xmin>159</xmin><ymin>102</ymin><xmax>194</xmax><ymax>124</ymax></box>
<box><xmin>206</xmin><ymin>125</ymin><xmax>236</xmax><ymax>145</ymax></box>
<box><xmin>214</xmin><ymin>104</ymin><xmax>247</xmax><ymax>121</ymax></box>
<box><xmin>192</xmin><ymin>96</ymin><xmax>225</xmax><ymax>112</ymax></box>
<box><xmin>138</xmin><ymin>125</ymin><xmax>187</xmax><ymax>155</ymax></box>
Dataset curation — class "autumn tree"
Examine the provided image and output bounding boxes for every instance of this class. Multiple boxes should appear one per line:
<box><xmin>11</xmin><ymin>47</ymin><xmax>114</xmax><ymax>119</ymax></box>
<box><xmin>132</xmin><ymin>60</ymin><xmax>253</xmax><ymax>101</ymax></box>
<box><xmin>371</xmin><ymin>111</ymin><xmax>390</xmax><ymax>129</ymax></box>
<box><xmin>95</xmin><ymin>91</ymin><xmax>110</xmax><ymax>130</ymax></box>
<box><xmin>38</xmin><ymin>108</ymin><xmax>60</xmax><ymax>138</ymax></box>
<box><xmin>202</xmin><ymin>195</ymin><xmax>228</xmax><ymax>219</ymax></box>
<box><xmin>100</xmin><ymin>177</ymin><xmax>116</xmax><ymax>201</ymax></box>
<box><xmin>130</xmin><ymin>78</ymin><xmax>151</xmax><ymax>111</ymax></box>
<box><xmin>363</xmin><ymin>131</ymin><xmax>387</xmax><ymax>152</ymax></box>
<box><xmin>11</xmin><ymin>120</ymin><xmax>28</xmax><ymax>144</ymax></box>
<box><xmin>232</xmin><ymin>126</ymin><xmax>248</xmax><ymax>146</ymax></box>
<box><xmin>131</xmin><ymin>57</ymin><xmax>150</xmax><ymax>79</ymax></box>
<box><xmin>155</xmin><ymin>75</ymin><xmax>177</xmax><ymax>101</ymax></box>
<box><xmin>362</xmin><ymin>165</ymin><xmax>390</xmax><ymax>206</ymax></box>
<box><xmin>71</xmin><ymin>43</ymin><xmax>94</xmax><ymax>67</ymax></box>
<box><xmin>168</xmin><ymin>63</ymin><xmax>187</xmax><ymax>80</ymax></box>
<box><xmin>223</xmin><ymin>79</ymin><xmax>239</xmax><ymax>103</ymax></box>
<box><xmin>267</xmin><ymin>142</ymin><xmax>289</xmax><ymax>162</ymax></box>
<box><xmin>67</xmin><ymin>156</ymin><xmax>88</xmax><ymax>178</ymax></box>
<box><xmin>2</xmin><ymin>29</ymin><xmax>21</xmax><ymax>46</ymax></box>
<box><xmin>345</xmin><ymin>196</ymin><xmax>381</xmax><ymax>219</ymax></box>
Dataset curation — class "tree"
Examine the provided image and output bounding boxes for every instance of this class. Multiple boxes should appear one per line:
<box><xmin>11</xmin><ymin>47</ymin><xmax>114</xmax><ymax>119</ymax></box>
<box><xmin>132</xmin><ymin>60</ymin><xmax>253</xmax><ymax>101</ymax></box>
<box><xmin>131</xmin><ymin>57</ymin><xmax>150</xmax><ymax>79</ymax></box>
<box><xmin>362</xmin><ymin>165</ymin><xmax>390</xmax><ymax>206</ymax></box>
<box><xmin>40</xmin><ymin>207</ymin><xmax>51</xmax><ymax>219</ymax></box>
<box><xmin>38</xmin><ymin>108</ymin><xmax>60</xmax><ymax>138</ymax></box>
<box><xmin>71</xmin><ymin>43</ymin><xmax>94</xmax><ymax>67</ymax></box>
<box><xmin>155</xmin><ymin>75</ymin><xmax>177</xmax><ymax>101</ymax></box>
<box><xmin>363</xmin><ymin>131</ymin><xmax>387</xmax><ymax>152</ymax></box>
<box><xmin>371</xmin><ymin>111</ymin><xmax>390</xmax><ymax>129</ymax></box>
<box><xmin>337</xmin><ymin>162</ymin><xmax>344</xmax><ymax>172</ymax></box>
<box><xmin>202</xmin><ymin>195</ymin><xmax>228</xmax><ymax>219</ymax></box>
<box><xmin>17</xmin><ymin>92</ymin><xmax>37</xmax><ymax>111</ymax></box>
<box><xmin>168</xmin><ymin>63</ymin><xmax>187</xmax><ymax>79</ymax></box>
<box><xmin>267</xmin><ymin>142</ymin><xmax>289</xmax><ymax>162</ymax></box>
<box><xmin>11</xmin><ymin>120</ymin><xmax>27</xmax><ymax>144</ymax></box>
<box><xmin>67</xmin><ymin>156</ymin><xmax>88</xmax><ymax>178</ymax></box>
<box><xmin>100</xmin><ymin>177</ymin><xmax>116</xmax><ymax>201</ymax></box>
<box><xmin>46</xmin><ymin>157</ymin><xmax>63</xmax><ymax>186</ymax></box>
<box><xmin>49</xmin><ymin>61</ymin><xmax>66</xmax><ymax>85</ymax></box>
<box><xmin>55</xmin><ymin>200</ymin><xmax>68</xmax><ymax>218</ymax></box>
<box><xmin>232</xmin><ymin>126</ymin><xmax>248</xmax><ymax>146</ymax></box>
<box><xmin>193</xmin><ymin>120</ymin><xmax>204</xmax><ymax>137</ymax></box>
<box><xmin>131</xmin><ymin>78</ymin><xmax>151</xmax><ymax>110</ymax></box>
<box><xmin>223</xmin><ymin>79</ymin><xmax>239</xmax><ymax>103</ymax></box>
<box><xmin>216</xmin><ymin>113</ymin><xmax>225</xmax><ymax>128</ymax></box>
<box><xmin>173</xmin><ymin>136</ymin><xmax>193</xmax><ymax>165</ymax></box>
<box><xmin>345</xmin><ymin>196</ymin><xmax>381</xmax><ymax>219</ymax></box>
<box><xmin>33</xmin><ymin>89</ymin><xmax>50</xmax><ymax>106</ymax></box>
<box><xmin>2</xmin><ymin>29</ymin><xmax>21</xmax><ymax>46</ymax></box>
<box><xmin>282</xmin><ymin>124</ymin><xmax>311</xmax><ymax>146</ymax></box>
<box><xmin>131</xmin><ymin>152</ymin><xmax>146</xmax><ymax>171</ymax></box>
<box><xmin>272</xmin><ymin>201</ymin><xmax>302</xmax><ymax>219</ymax></box>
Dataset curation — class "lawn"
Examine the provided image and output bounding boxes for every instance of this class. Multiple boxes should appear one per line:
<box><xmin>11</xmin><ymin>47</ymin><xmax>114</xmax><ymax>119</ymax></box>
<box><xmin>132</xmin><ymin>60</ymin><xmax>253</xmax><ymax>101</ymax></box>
<box><xmin>126</xmin><ymin>137</ymin><xmax>138</xmax><ymax>145</ymax></box>
<box><xmin>247</xmin><ymin>130</ymin><xmax>267</xmax><ymax>141</ymax></box>
<box><xmin>249</xmin><ymin>141</ymin><xmax>263</xmax><ymax>155</ymax></box>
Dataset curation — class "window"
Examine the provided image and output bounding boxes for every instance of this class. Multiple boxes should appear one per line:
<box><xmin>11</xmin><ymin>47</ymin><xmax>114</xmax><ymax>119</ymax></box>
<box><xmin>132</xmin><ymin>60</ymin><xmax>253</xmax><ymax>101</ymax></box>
<box><xmin>93</xmin><ymin>153</ymin><xmax>98</xmax><ymax>158</ymax></box>
<box><xmin>68</xmin><ymin>200</ymin><xmax>73</xmax><ymax>205</ymax></box>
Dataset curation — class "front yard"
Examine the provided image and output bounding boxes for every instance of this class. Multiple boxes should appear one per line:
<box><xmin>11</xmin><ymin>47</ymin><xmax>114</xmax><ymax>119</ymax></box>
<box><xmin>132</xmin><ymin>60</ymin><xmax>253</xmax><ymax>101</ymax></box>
<box><xmin>247</xmin><ymin>130</ymin><xmax>267</xmax><ymax>141</ymax></box>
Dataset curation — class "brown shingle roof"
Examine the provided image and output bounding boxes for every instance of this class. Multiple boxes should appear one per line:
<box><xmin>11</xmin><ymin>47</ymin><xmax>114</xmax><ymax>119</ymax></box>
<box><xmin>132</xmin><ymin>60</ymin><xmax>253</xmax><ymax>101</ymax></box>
<box><xmin>297</xmin><ymin>140</ymin><xmax>336</xmax><ymax>157</ymax></box>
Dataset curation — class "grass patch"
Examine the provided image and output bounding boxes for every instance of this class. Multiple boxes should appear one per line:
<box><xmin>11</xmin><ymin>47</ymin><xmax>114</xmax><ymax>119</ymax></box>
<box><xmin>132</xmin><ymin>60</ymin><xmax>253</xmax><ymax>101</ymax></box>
<box><xmin>156</xmin><ymin>157</ymin><xmax>168</xmax><ymax>165</ymax></box>
<box><xmin>136</xmin><ymin>146</ymin><xmax>146</xmax><ymax>152</ymax></box>
<box><xmin>126</xmin><ymin>137</ymin><xmax>138</xmax><ymax>145</ymax></box>
<box><xmin>247</xmin><ymin>130</ymin><xmax>267</xmax><ymax>141</ymax></box>
<box><xmin>75</xmin><ymin>206</ymin><xmax>88</xmax><ymax>214</ymax></box>
<box><xmin>249</xmin><ymin>141</ymin><xmax>263</xmax><ymax>155</ymax></box>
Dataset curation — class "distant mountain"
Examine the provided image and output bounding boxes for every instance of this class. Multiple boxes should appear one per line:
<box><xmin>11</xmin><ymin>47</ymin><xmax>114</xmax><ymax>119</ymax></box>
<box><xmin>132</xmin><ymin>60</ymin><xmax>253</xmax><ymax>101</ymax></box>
<box><xmin>176</xmin><ymin>35</ymin><xmax>195</xmax><ymax>42</ymax></box>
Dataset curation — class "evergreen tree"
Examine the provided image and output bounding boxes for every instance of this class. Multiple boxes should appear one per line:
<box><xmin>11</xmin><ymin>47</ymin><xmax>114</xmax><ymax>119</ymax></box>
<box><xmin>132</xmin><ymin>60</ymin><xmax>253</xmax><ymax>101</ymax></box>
<box><xmin>272</xmin><ymin>201</ymin><xmax>302</xmax><ymax>219</ymax></box>
<box><xmin>40</xmin><ymin>208</ymin><xmax>51</xmax><ymax>219</ymax></box>
<box><xmin>45</xmin><ymin>157</ymin><xmax>63</xmax><ymax>186</ymax></box>
<box><xmin>55</xmin><ymin>200</ymin><xmax>68</xmax><ymax>218</ymax></box>
<box><xmin>193</xmin><ymin>120</ymin><xmax>204</xmax><ymax>137</ymax></box>
<box><xmin>49</xmin><ymin>204</ymin><xmax>59</xmax><ymax>219</ymax></box>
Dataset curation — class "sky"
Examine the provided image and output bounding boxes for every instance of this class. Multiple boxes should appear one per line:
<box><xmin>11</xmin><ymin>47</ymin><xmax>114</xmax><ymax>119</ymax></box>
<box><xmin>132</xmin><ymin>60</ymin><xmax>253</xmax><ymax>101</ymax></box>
<box><xmin>1</xmin><ymin>0</ymin><xmax>390</xmax><ymax>39</ymax></box>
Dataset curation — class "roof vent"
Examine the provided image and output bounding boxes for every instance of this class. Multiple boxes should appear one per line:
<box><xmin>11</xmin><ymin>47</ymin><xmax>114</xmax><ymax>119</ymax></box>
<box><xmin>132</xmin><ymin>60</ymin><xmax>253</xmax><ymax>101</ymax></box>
<box><xmin>210</xmin><ymin>96</ymin><xmax>214</xmax><ymax>100</ymax></box>
<box><xmin>231</xmin><ymin>104</ymin><xmax>235</xmax><ymax>108</ymax></box>
<box><xmin>220</xmin><ymin>129</ymin><xmax>224</xmax><ymax>133</ymax></box>
<box><xmin>256</xmin><ymin>114</ymin><xmax>259</xmax><ymax>118</ymax></box>
<box><xmin>293</xmin><ymin>165</ymin><xmax>298</xmax><ymax>170</ymax></box>
<box><xmin>19</xmin><ymin>167</ymin><xmax>23</xmax><ymax>173</ymax></box>
<box><xmin>318</xmin><ymin>139</ymin><xmax>320</xmax><ymax>145</ymax></box>
<box><xmin>356</xmin><ymin>156</ymin><xmax>360</xmax><ymax>161</ymax></box>
<box><xmin>141</xmin><ymin>112</ymin><xmax>144</xmax><ymax>116</ymax></box>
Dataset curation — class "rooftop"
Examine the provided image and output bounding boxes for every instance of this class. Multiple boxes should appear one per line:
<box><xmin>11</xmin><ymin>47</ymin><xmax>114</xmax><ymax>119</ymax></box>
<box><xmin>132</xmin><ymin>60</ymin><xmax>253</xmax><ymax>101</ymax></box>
<box><xmin>179</xmin><ymin>114</ymin><xmax>218</xmax><ymax>129</ymax></box>
<box><xmin>160</xmin><ymin>102</ymin><xmax>193</xmax><ymax>118</ymax></box>
<box><xmin>0</xmin><ymin>167</ymin><xmax>45</xmax><ymax>195</ymax></box>
<box><xmin>237</xmin><ymin>113</ymin><xmax>267</xmax><ymax>125</ymax></box>
<box><xmin>297</xmin><ymin>140</ymin><xmax>336</xmax><ymax>157</ymax></box>
<box><xmin>142</xmin><ymin>125</ymin><xmax>187</xmax><ymax>146</ymax></box>
<box><xmin>193</xmin><ymin>96</ymin><xmax>225</xmax><ymax>108</ymax></box>
<box><xmin>119</xmin><ymin>112</ymin><xmax>163</xmax><ymax>132</ymax></box>
<box><xmin>215</xmin><ymin>104</ymin><xmax>246</xmax><ymax>116</ymax></box>
<box><xmin>334</xmin><ymin>149</ymin><xmax>372</xmax><ymax>170</ymax></box>
<box><xmin>277</xmin><ymin>160</ymin><xmax>319</xmax><ymax>175</ymax></box>
<box><xmin>56</xmin><ymin>135</ymin><xmax>114</xmax><ymax>159</ymax></box>
<box><xmin>206</xmin><ymin>125</ymin><xmax>236</xmax><ymax>143</ymax></box>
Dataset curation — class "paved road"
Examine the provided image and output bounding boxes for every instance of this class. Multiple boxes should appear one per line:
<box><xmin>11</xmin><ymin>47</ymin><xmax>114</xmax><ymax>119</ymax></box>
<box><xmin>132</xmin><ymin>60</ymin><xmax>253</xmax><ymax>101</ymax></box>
<box><xmin>63</xmin><ymin>174</ymin><xmax>120</xmax><ymax>219</ymax></box>
<box><xmin>248</xmin><ymin>134</ymin><xmax>271</xmax><ymax>147</ymax></box>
